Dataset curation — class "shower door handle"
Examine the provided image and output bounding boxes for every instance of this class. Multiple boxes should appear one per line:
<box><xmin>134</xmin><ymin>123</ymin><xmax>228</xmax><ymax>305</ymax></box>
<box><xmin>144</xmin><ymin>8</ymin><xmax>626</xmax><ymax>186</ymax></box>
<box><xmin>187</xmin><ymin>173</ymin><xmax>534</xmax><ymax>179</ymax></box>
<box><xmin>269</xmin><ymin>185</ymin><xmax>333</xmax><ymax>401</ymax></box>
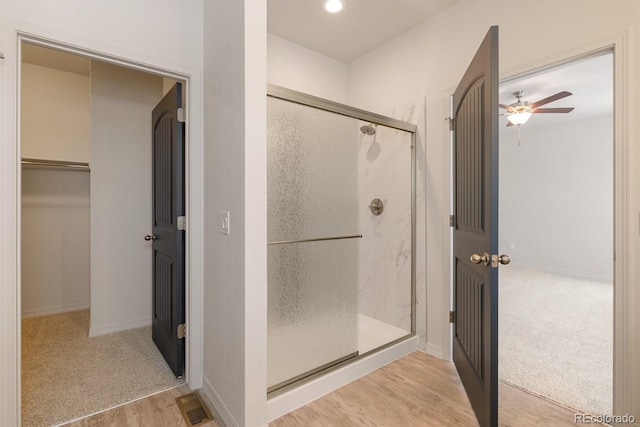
<box><xmin>268</xmin><ymin>234</ymin><xmax>362</xmax><ymax>246</ymax></box>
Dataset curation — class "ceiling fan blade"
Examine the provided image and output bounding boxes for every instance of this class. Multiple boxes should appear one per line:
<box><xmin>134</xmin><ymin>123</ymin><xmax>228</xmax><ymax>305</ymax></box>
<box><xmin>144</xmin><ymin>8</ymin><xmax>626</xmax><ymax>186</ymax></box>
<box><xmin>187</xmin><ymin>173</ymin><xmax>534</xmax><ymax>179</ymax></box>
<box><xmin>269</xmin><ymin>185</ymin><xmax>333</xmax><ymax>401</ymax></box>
<box><xmin>533</xmin><ymin>107</ymin><xmax>575</xmax><ymax>114</ymax></box>
<box><xmin>530</xmin><ymin>91</ymin><xmax>572</xmax><ymax>108</ymax></box>
<box><xmin>499</xmin><ymin>103</ymin><xmax>512</xmax><ymax>110</ymax></box>
<box><xmin>506</xmin><ymin>121</ymin><xmax>514</xmax><ymax>127</ymax></box>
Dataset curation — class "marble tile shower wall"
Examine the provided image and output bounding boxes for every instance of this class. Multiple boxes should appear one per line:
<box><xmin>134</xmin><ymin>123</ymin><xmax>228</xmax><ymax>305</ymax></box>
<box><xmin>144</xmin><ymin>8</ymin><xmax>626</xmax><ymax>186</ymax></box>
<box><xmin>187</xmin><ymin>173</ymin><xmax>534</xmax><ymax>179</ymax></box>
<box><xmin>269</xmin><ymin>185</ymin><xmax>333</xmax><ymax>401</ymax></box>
<box><xmin>358</xmin><ymin>98</ymin><xmax>426</xmax><ymax>342</ymax></box>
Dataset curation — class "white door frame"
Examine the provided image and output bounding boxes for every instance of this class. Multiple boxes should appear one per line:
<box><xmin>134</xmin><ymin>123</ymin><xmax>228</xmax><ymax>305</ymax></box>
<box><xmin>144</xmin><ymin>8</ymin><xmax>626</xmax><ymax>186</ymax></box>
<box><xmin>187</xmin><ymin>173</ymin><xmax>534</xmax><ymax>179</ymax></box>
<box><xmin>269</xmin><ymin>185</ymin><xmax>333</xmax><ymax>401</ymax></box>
<box><xmin>446</xmin><ymin>32</ymin><xmax>629</xmax><ymax>415</ymax></box>
<box><xmin>0</xmin><ymin>26</ymin><xmax>204</xmax><ymax>424</ymax></box>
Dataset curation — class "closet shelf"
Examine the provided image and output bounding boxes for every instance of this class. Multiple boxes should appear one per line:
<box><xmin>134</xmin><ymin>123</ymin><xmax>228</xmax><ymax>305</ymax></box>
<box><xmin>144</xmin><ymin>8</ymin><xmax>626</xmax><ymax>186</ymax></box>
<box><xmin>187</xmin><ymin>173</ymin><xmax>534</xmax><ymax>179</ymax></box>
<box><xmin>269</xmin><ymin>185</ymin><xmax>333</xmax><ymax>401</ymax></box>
<box><xmin>21</xmin><ymin>158</ymin><xmax>90</xmax><ymax>172</ymax></box>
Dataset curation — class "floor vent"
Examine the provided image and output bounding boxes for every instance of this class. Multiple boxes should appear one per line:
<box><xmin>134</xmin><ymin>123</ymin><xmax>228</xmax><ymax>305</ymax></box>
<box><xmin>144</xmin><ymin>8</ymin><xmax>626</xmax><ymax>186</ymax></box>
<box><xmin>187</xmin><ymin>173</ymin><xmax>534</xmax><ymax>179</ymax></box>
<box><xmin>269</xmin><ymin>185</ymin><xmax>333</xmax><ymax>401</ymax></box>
<box><xmin>175</xmin><ymin>391</ymin><xmax>214</xmax><ymax>426</ymax></box>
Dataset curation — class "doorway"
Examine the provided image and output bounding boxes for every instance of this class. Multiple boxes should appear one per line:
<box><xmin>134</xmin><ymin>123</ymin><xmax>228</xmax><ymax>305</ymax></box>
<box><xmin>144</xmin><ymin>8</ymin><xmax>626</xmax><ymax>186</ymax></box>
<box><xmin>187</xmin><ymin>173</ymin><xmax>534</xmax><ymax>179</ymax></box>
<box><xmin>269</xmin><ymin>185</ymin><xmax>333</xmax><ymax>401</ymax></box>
<box><xmin>19</xmin><ymin>41</ymin><xmax>187</xmax><ymax>425</ymax></box>
<box><xmin>498</xmin><ymin>51</ymin><xmax>614</xmax><ymax>415</ymax></box>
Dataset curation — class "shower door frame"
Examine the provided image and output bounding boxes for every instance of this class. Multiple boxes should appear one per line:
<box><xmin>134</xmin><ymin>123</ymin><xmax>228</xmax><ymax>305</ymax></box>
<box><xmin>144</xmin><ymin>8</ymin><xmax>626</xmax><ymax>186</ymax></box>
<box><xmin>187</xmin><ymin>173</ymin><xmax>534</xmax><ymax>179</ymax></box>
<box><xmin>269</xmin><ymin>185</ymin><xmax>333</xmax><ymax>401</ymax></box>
<box><xmin>266</xmin><ymin>84</ymin><xmax>418</xmax><ymax>394</ymax></box>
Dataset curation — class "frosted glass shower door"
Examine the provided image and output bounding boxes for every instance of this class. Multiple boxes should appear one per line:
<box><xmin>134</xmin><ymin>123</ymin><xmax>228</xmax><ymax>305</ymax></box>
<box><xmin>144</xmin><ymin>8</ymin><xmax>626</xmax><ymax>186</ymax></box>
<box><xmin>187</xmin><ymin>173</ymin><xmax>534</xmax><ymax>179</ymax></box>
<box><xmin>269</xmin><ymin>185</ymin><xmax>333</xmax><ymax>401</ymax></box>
<box><xmin>267</xmin><ymin>96</ymin><xmax>359</xmax><ymax>391</ymax></box>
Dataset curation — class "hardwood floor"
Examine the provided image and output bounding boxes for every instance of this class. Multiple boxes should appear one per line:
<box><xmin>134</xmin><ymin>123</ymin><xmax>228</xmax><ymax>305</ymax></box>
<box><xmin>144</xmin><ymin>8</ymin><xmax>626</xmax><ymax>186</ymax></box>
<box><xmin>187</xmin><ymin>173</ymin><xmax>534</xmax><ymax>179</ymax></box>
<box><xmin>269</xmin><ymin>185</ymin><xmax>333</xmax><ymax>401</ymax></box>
<box><xmin>62</xmin><ymin>385</ymin><xmax>221</xmax><ymax>427</ymax></box>
<box><xmin>270</xmin><ymin>351</ymin><xmax>598</xmax><ymax>427</ymax></box>
<box><xmin>63</xmin><ymin>351</ymin><xmax>598</xmax><ymax>426</ymax></box>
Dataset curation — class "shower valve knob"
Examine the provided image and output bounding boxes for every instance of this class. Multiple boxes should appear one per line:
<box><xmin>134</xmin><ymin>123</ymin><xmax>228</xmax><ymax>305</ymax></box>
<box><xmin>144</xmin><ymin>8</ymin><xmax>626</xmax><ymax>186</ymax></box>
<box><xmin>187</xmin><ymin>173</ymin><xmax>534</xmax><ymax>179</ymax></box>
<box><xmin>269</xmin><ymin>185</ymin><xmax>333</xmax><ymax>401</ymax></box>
<box><xmin>369</xmin><ymin>198</ymin><xmax>384</xmax><ymax>216</ymax></box>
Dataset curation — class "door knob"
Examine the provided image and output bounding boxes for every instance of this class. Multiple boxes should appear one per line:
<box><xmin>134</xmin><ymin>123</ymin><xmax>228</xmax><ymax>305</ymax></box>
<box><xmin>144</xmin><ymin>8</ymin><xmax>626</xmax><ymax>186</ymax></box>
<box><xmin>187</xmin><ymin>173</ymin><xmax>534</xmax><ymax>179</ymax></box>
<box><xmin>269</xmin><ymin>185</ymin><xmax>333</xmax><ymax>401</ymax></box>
<box><xmin>470</xmin><ymin>252</ymin><xmax>490</xmax><ymax>266</ymax></box>
<box><xmin>470</xmin><ymin>253</ymin><xmax>511</xmax><ymax>267</ymax></box>
<box><xmin>490</xmin><ymin>254</ymin><xmax>511</xmax><ymax>267</ymax></box>
<box><xmin>498</xmin><ymin>255</ymin><xmax>511</xmax><ymax>265</ymax></box>
<box><xmin>144</xmin><ymin>234</ymin><xmax>157</xmax><ymax>241</ymax></box>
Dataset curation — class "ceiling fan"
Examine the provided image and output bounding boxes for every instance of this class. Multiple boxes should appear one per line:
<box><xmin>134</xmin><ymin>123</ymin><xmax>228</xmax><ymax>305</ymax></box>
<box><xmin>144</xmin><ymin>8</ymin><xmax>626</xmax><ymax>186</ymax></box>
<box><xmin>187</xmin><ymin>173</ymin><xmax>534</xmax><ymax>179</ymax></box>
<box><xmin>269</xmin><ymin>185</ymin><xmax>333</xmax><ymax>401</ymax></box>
<box><xmin>500</xmin><ymin>90</ymin><xmax>574</xmax><ymax>126</ymax></box>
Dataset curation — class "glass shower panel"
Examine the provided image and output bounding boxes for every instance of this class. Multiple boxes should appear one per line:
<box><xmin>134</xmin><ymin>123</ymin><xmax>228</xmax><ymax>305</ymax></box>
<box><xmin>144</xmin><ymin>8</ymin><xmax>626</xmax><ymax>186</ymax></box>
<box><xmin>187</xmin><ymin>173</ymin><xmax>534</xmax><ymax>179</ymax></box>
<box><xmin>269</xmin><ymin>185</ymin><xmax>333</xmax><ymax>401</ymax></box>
<box><xmin>267</xmin><ymin>97</ymin><xmax>359</xmax><ymax>390</ymax></box>
<box><xmin>267</xmin><ymin>98</ymin><xmax>359</xmax><ymax>241</ymax></box>
<box><xmin>267</xmin><ymin>239</ymin><xmax>358</xmax><ymax>388</ymax></box>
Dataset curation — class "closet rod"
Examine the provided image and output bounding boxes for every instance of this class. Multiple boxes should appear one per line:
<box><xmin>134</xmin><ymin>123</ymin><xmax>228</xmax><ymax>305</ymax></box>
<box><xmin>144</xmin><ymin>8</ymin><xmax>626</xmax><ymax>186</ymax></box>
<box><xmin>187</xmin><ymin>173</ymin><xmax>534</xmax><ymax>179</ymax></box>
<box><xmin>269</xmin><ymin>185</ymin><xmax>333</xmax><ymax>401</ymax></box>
<box><xmin>21</xmin><ymin>158</ymin><xmax>90</xmax><ymax>171</ymax></box>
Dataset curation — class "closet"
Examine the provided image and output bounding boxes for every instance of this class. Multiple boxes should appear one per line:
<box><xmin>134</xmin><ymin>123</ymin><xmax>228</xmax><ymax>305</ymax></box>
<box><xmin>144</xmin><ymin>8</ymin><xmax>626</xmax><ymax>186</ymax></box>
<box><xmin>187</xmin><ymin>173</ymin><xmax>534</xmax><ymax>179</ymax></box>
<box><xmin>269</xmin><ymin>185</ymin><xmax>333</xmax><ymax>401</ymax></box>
<box><xmin>21</xmin><ymin>45</ymin><xmax>91</xmax><ymax>318</ymax></box>
<box><xmin>21</xmin><ymin>43</ymin><xmax>170</xmax><ymax>332</ymax></box>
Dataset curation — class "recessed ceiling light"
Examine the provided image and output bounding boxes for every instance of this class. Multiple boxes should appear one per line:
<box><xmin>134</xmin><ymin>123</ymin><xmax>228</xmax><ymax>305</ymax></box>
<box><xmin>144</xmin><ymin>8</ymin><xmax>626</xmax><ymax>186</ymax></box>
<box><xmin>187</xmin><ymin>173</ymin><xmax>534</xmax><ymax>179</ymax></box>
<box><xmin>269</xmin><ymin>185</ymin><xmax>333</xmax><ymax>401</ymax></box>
<box><xmin>324</xmin><ymin>0</ymin><xmax>344</xmax><ymax>13</ymax></box>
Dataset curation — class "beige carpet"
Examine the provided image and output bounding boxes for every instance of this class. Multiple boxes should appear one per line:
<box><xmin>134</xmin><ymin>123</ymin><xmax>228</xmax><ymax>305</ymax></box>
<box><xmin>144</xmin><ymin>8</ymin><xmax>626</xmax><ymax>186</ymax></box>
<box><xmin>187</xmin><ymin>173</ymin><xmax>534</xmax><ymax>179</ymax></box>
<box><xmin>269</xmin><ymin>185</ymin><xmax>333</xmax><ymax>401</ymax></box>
<box><xmin>499</xmin><ymin>266</ymin><xmax>612</xmax><ymax>415</ymax></box>
<box><xmin>22</xmin><ymin>310</ymin><xmax>184</xmax><ymax>426</ymax></box>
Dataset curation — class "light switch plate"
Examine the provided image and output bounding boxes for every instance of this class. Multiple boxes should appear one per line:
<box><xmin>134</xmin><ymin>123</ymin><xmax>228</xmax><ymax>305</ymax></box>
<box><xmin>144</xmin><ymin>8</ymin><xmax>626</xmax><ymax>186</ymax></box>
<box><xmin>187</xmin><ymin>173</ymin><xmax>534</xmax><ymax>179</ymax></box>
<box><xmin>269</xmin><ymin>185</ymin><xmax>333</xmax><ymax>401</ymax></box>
<box><xmin>220</xmin><ymin>211</ymin><xmax>230</xmax><ymax>235</ymax></box>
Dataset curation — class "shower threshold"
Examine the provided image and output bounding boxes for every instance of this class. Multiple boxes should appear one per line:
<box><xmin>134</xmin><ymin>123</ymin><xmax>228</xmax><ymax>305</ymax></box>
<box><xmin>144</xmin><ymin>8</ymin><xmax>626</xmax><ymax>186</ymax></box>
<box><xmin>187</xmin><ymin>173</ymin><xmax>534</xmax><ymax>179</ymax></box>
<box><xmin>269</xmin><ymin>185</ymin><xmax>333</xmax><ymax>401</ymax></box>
<box><xmin>268</xmin><ymin>315</ymin><xmax>413</xmax><ymax>397</ymax></box>
<box><xmin>266</xmin><ymin>331</ymin><xmax>418</xmax><ymax>421</ymax></box>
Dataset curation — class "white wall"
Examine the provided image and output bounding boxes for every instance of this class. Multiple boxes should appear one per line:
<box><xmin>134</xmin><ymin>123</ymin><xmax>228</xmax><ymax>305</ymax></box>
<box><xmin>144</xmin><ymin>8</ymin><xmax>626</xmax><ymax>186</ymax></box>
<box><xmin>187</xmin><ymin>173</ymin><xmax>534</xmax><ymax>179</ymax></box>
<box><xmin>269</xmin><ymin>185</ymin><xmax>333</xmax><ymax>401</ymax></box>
<box><xmin>21</xmin><ymin>63</ymin><xmax>90</xmax><ymax>162</ymax></box>
<box><xmin>499</xmin><ymin>115</ymin><xmax>613</xmax><ymax>280</ymax></box>
<box><xmin>21</xmin><ymin>169</ymin><xmax>90</xmax><ymax>317</ymax></box>
<box><xmin>358</xmin><ymin>101</ymin><xmax>423</xmax><ymax>335</ymax></box>
<box><xmin>20</xmin><ymin>62</ymin><xmax>91</xmax><ymax>317</ymax></box>
<box><xmin>267</xmin><ymin>33</ymin><xmax>348</xmax><ymax>103</ymax></box>
<box><xmin>203</xmin><ymin>1</ymin><xmax>267</xmax><ymax>426</ymax></box>
<box><xmin>346</xmin><ymin>0</ymin><xmax>640</xmax><ymax>419</ymax></box>
<box><xmin>89</xmin><ymin>60</ymin><xmax>163</xmax><ymax>336</ymax></box>
<box><xmin>0</xmin><ymin>2</ymin><xmax>204</xmax><ymax>423</ymax></box>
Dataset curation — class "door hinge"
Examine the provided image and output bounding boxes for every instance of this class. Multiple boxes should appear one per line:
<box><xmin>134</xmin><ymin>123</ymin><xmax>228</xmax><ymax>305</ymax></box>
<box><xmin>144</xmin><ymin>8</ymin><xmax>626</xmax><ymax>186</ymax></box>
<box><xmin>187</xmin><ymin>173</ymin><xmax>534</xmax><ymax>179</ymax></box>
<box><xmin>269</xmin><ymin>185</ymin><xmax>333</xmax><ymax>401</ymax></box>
<box><xmin>449</xmin><ymin>215</ymin><xmax>455</xmax><ymax>227</ymax></box>
<box><xmin>449</xmin><ymin>311</ymin><xmax>455</xmax><ymax>324</ymax></box>
<box><xmin>177</xmin><ymin>215</ymin><xmax>186</xmax><ymax>231</ymax></box>
<box><xmin>177</xmin><ymin>107</ymin><xmax>186</xmax><ymax>123</ymax></box>
<box><xmin>177</xmin><ymin>323</ymin><xmax>186</xmax><ymax>339</ymax></box>
<box><xmin>446</xmin><ymin>117</ymin><xmax>454</xmax><ymax>131</ymax></box>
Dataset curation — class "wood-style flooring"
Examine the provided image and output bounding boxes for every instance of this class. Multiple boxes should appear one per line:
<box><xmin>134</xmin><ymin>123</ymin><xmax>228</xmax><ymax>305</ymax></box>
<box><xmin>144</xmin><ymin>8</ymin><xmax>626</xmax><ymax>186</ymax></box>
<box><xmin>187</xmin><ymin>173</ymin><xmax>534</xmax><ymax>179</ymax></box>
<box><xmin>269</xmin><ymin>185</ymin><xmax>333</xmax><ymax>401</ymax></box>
<box><xmin>63</xmin><ymin>351</ymin><xmax>598</xmax><ymax>426</ymax></box>
<box><xmin>62</xmin><ymin>385</ymin><xmax>221</xmax><ymax>427</ymax></box>
<box><xmin>270</xmin><ymin>351</ymin><xmax>599</xmax><ymax>427</ymax></box>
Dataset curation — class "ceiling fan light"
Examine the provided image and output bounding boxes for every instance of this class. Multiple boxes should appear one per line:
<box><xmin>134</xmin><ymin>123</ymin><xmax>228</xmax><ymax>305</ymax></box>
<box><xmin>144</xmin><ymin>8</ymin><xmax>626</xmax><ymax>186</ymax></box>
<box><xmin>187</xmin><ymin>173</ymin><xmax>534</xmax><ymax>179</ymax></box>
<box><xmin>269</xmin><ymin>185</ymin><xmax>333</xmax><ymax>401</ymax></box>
<box><xmin>507</xmin><ymin>111</ymin><xmax>532</xmax><ymax>126</ymax></box>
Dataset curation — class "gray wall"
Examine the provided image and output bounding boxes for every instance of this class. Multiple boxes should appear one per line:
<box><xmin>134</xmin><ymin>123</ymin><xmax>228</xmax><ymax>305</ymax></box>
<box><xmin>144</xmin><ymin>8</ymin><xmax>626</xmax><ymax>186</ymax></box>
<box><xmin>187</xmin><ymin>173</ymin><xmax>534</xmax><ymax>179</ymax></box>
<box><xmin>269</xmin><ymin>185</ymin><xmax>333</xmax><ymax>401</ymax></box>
<box><xmin>499</xmin><ymin>115</ymin><xmax>613</xmax><ymax>280</ymax></box>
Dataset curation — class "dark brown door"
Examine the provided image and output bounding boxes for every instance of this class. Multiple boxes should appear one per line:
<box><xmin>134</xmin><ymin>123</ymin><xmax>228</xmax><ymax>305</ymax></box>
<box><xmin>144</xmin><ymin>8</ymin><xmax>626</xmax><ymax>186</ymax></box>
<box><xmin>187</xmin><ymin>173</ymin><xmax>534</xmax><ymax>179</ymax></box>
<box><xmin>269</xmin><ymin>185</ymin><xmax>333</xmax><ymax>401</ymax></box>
<box><xmin>452</xmin><ymin>26</ymin><xmax>500</xmax><ymax>427</ymax></box>
<box><xmin>150</xmin><ymin>83</ymin><xmax>185</xmax><ymax>377</ymax></box>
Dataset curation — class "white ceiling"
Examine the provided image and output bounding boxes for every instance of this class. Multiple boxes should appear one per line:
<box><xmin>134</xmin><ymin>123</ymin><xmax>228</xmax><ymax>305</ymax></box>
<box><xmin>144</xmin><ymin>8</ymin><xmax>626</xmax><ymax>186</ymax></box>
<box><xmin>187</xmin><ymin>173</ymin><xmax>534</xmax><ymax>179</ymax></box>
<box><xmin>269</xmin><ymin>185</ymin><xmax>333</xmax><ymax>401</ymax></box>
<box><xmin>22</xmin><ymin>8</ymin><xmax>612</xmax><ymax>131</ymax></box>
<box><xmin>268</xmin><ymin>0</ymin><xmax>461</xmax><ymax>63</ymax></box>
<box><xmin>500</xmin><ymin>52</ymin><xmax>613</xmax><ymax>130</ymax></box>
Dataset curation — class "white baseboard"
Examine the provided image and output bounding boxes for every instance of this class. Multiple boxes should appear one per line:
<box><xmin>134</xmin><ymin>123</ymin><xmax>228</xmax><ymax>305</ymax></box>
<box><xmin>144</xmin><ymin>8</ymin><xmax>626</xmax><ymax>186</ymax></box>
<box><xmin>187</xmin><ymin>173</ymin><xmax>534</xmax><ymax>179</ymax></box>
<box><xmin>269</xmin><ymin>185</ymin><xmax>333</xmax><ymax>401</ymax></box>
<box><xmin>425</xmin><ymin>342</ymin><xmax>444</xmax><ymax>359</ymax></box>
<box><xmin>89</xmin><ymin>316</ymin><xmax>151</xmax><ymax>337</ymax></box>
<box><xmin>266</xmin><ymin>335</ymin><xmax>419</xmax><ymax>422</ymax></box>
<box><xmin>201</xmin><ymin>375</ymin><xmax>239</xmax><ymax>427</ymax></box>
<box><xmin>21</xmin><ymin>301</ymin><xmax>90</xmax><ymax>318</ymax></box>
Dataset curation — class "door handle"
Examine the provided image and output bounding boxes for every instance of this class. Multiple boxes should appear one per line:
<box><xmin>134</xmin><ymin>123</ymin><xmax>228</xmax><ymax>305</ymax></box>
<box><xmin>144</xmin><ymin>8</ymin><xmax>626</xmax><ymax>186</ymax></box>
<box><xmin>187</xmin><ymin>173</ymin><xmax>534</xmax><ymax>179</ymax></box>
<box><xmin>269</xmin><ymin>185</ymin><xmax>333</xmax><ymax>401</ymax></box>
<box><xmin>470</xmin><ymin>252</ymin><xmax>490</xmax><ymax>266</ymax></box>
<box><xmin>470</xmin><ymin>252</ymin><xmax>511</xmax><ymax>267</ymax></box>
<box><xmin>496</xmin><ymin>254</ymin><xmax>511</xmax><ymax>265</ymax></box>
<box><xmin>144</xmin><ymin>234</ymin><xmax>157</xmax><ymax>241</ymax></box>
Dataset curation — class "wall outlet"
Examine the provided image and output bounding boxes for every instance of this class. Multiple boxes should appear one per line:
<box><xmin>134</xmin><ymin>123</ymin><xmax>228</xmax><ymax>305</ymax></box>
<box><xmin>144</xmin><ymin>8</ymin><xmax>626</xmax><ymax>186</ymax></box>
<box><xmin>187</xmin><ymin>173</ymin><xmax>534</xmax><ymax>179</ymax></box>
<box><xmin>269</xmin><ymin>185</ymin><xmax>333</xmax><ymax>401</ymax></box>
<box><xmin>219</xmin><ymin>211</ymin><xmax>230</xmax><ymax>235</ymax></box>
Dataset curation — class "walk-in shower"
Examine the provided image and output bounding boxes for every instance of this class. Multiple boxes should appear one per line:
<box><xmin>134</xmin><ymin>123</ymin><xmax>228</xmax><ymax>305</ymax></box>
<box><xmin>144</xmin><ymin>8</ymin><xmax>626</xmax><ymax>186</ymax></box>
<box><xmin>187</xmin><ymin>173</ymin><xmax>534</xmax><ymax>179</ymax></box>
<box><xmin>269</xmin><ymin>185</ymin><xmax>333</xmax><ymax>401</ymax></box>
<box><xmin>266</xmin><ymin>85</ymin><xmax>416</xmax><ymax>394</ymax></box>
